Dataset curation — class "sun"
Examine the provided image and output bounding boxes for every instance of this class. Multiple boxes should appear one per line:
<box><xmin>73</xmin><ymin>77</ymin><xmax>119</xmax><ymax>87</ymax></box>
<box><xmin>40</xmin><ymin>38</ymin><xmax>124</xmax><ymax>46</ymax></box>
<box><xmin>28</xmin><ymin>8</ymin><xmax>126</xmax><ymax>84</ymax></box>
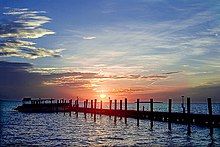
<box><xmin>99</xmin><ymin>94</ymin><xmax>107</xmax><ymax>99</ymax></box>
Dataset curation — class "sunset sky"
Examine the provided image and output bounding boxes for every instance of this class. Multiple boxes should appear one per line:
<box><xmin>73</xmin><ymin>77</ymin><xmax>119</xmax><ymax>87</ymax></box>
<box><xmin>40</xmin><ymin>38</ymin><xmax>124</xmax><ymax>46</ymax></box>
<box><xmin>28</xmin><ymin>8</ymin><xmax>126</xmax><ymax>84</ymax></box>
<box><xmin>0</xmin><ymin>0</ymin><xmax>220</xmax><ymax>102</ymax></box>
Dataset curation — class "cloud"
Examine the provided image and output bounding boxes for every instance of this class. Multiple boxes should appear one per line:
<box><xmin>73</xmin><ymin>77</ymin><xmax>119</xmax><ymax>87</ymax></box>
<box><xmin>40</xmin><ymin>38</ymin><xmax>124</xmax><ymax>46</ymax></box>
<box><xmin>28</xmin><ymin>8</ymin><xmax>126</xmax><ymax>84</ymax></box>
<box><xmin>162</xmin><ymin>71</ymin><xmax>181</xmax><ymax>75</ymax></box>
<box><xmin>0</xmin><ymin>7</ymin><xmax>63</xmax><ymax>59</ymax></box>
<box><xmin>82</xmin><ymin>36</ymin><xmax>96</xmax><ymax>40</ymax></box>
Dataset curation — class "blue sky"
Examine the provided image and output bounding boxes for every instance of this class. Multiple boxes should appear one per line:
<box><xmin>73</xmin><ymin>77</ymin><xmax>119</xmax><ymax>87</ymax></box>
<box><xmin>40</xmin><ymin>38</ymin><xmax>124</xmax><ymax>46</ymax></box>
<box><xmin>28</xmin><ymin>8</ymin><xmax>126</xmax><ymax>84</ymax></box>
<box><xmin>0</xmin><ymin>0</ymin><xmax>220</xmax><ymax>102</ymax></box>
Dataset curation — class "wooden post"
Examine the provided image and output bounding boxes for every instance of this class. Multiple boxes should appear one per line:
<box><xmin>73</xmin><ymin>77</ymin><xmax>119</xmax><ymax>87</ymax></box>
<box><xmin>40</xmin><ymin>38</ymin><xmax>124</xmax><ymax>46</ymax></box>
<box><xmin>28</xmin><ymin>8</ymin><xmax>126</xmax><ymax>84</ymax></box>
<box><xmin>137</xmin><ymin>99</ymin><xmax>140</xmax><ymax>112</ymax></box>
<box><xmin>76</xmin><ymin>99</ymin><xmax>78</xmax><ymax>118</ymax></box>
<box><xmin>114</xmin><ymin>99</ymin><xmax>117</xmax><ymax>124</ymax></box>
<box><xmin>69</xmin><ymin>99</ymin><xmax>72</xmax><ymax>116</ymax></box>
<box><xmin>84</xmin><ymin>101</ymin><xmax>87</xmax><ymax>119</ymax></box>
<box><xmin>91</xmin><ymin>100</ymin><xmax>93</xmax><ymax>109</ymax></box>
<box><xmin>125</xmin><ymin>98</ymin><xmax>127</xmax><ymax>125</ymax></box>
<box><xmin>187</xmin><ymin>97</ymin><xmax>191</xmax><ymax>135</ymax></box>
<box><xmin>86</xmin><ymin>99</ymin><xmax>88</xmax><ymax>108</ymax></box>
<box><xmin>110</xmin><ymin>100</ymin><xmax>112</xmax><ymax>110</ymax></box>
<box><xmin>115</xmin><ymin>99</ymin><xmax>117</xmax><ymax>110</ymax></box>
<box><xmin>137</xmin><ymin>99</ymin><xmax>140</xmax><ymax>126</ymax></box>
<box><xmin>208</xmin><ymin>98</ymin><xmax>213</xmax><ymax>136</ymax></box>
<box><xmin>125</xmin><ymin>98</ymin><xmax>127</xmax><ymax>111</ymax></box>
<box><xmin>168</xmin><ymin>99</ymin><xmax>172</xmax><ymax>130</ymax></box>
<box><xmin>100</xmin><ymin>101</ymin><xmax>103</xmax><ymax>109</ymax></box>
<box><xmin>94</xmin><ymin>99</ymin><xmax>97</xmax><ymax>122</ymax></box>
<box><xmin>120</xmin><ymin>100</ymin><xmax>122</xmax><ymax>110</ymax></box>
<box><xmin>150</xmin><ymin>99</ymin><xmax>153</xmax><ymax>129</ymax></box>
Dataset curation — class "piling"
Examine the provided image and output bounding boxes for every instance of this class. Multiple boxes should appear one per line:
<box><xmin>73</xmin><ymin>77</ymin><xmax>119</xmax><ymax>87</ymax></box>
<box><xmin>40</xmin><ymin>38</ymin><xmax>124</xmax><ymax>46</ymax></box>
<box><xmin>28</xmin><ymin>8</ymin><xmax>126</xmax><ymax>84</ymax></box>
<box><xmin>137</xmin><ymin>99</ymin><xmax>140</xmax><ymax>126</ymax></box>
<box><xmin>168</xmin><ymin>99</ymin><xmax>172</xmax><ymax>130</ymax></box>
<box><xmin>125</xmin><ymin>98</ymin><xmax>127</xmax><ymax>111</ymax></box>
<box><xmin>86</xmin><ymin>99</ymin><xmax>88</xmax><ymax>108</ymax></box>
<box><xmin>110</xmin><ymin>100</ymin><xmax>112</xmax><ymax>110</ymax></box>
<box><xmin>150</xmin><ymin>99</ymin><xmax>153</xmax><ymax>129</ymax></box>
<box><xmin>114</xmin><ymin>99</ymin><xmax>117</xmax><ymax>124</ymax></box>
<box><xmin>125</xmin><ymin>98</ymin><xmax>128</xmax><ymax>125</ymax></box>
<box><xmin>114</xmin><ymin>99</ymin><xmax>117</xmax><ymax>110</ymax></box>
<box><xmin>91</xmin><ymin>100</ymin><xmax>93</xmax><ymax>117</ymax></box>
<box><xmin>91</xmin><ymin>100</ymin><xmax>93</xmax><ymax>109</ymax></box>
<box><xmin>120</xmin><ymin>100</ymin><xmax>122</xmax><ymax>110</ymax></box>
<box><xmin>187</xmin><ymin>97</ymin><xmax>191</xmax><ymax>135</ymax></box>
<box><xmin>208</xmin><ymin>98</ymin><xmax>213</xmax><ymax>136</ymax></box>
<box><xmin>100</xmin><ymin>101</ymin><xmax>103</xmax><ymax>109</ymax></box>
<box><xmin>69</xmin><ymin>99</ymin><xmax>72</xmax><ymax>116</ymax></box>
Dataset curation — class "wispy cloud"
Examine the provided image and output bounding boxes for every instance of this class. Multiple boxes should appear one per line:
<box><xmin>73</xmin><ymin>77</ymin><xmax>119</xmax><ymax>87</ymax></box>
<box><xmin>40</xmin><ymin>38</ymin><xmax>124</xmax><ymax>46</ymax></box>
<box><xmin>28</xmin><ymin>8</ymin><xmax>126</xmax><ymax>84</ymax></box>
<box><xmin>0</xmin><ymin>7</ymin><xmax>63</xmax><ymax>59</ymax></box>
<box><xmin>82</xmin><ymin>36</ymin><xmax>96</xmax><ymax>40</ymax></box>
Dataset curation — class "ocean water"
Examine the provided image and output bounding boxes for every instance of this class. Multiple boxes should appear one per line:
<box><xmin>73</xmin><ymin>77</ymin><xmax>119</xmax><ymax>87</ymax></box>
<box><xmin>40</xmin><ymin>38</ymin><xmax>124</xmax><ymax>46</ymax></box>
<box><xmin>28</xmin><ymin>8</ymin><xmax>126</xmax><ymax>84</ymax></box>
<box><xmin>1</xmin><ymin>100</ymin><xmax>220</xmax><ymax>146</ymax></box>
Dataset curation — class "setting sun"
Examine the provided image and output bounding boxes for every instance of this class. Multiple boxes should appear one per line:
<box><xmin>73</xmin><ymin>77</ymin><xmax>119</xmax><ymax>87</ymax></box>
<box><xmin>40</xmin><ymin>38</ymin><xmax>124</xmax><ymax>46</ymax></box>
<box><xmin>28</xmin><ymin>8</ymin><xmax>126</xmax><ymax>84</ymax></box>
<box><xmin>99</xmin><ymin>94</ymin><xmax>107</xmax><ymax>99</ymax></box>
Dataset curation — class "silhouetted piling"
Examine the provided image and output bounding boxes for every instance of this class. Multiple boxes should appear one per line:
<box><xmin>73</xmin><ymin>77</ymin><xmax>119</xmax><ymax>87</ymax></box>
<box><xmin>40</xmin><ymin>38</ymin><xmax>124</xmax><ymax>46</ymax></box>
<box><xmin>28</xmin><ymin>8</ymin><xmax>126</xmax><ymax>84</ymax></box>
<box><xmin>69</xmin><ymin>99</ymin><xmax>72</xmax><ymax>116</ymax></box>
<box><xmin>168</xmin><ymin>99</ymin><xmax>172</xmax><ymax>130</ymax></box>
<box><xmin>125</xmin><ymin>98</ymin><xmax>127</xmax><ymax>125</ymax></box>
<box><xmin>187</xmin><ymin>97</ymin><xmax>191</xmax><ymax>135</ymax></box>
<box><xmin>91</xmin><ymin>100</ymin><xmax>93</xmax><ymax>117</ymax></box>
<box><xmin>91</xmin><ymin>100</ymin><xmax>93</xmax><ymax>109</ymax></box>
<box><xmin>114</xmin><ymin>99</ymin><xmax>117</xmax><ymax>124</ymax></box>
<box><xmin>109</xmin><ymin>100</ymin><xmax>112</xmax><ymax>110</ymax></box>
<box><xmin>150</xmin><ymin>99</ymin><xmax>153</xmax><ymax>129</ymax></box>
<box><xmin>120</xmin><ymin>100</ymin><xmax>122</xmax><ymax>110</ymax></box>
<box><xmin>137</xmin><ymin>99</ymin><xmax>140</xmax><ymax>126</ymax></box>
<box><xmin>86</xmin><ymin>99</ymin><xmax>88</xmax><ymax>108</ymax></box>
<box><xmin>208</xmin><ymin>98</ymin><xmax>213</xmax><ymax>136</ymax></box>
<box><xmin>76</xmin><ymin>99</ymin><xmax>79</xmax><ymax>117</ymax></box>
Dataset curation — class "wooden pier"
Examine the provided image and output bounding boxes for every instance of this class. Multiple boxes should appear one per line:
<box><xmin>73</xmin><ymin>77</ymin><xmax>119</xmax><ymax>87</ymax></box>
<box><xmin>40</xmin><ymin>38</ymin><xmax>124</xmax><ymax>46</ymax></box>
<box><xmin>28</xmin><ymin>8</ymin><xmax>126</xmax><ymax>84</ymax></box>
<box><xmin>16</xmin><ymin>97</ymin><xmax>220</xmax><ymax>135</ymax></box>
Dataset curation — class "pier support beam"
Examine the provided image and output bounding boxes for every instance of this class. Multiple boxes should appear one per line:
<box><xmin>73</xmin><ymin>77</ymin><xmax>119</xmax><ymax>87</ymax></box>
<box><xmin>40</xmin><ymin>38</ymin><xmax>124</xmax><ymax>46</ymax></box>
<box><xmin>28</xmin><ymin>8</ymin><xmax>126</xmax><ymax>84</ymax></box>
<box><xmin>168</xmin><ymin>99</ymin><xmax>172</xmax><ymax>131</ymax></box>
<box><xmin>109</xmin><ymin>100</ymin><xmax>112</xmax><ymax>110</ymax></box>
<box><xmin>120</xmin><ymin>100</ymin><xmax>122</xmax><ymax>119</ymax></box>
<box><xmin>100</xmin><ymin>101</ymin><xmax>102</xmax><ymax>110</ymax></box>
<box><xmin>137</xmin><ymin>99</ymin><xmax>140</xmax><ymax>126</ymax></box>
<box><xmin>114</xmin><ymin>99</ymin><xmax>117</xmax><ymax>124</ymax></box>
<box><xmin>125</xmin><ymin>98</ymin><xmax>127</xmax><ymax>125</ymax></box>
<box><xmin>187</xmin><ymin>97</ymin><xmax>191</xmax><ymax>135</ymax></box>
<box><xmin>150</xmin><ymin>99</ymin><xmax>153</xmax><ymax>130</ymax></box>
<box><xmin>208</xmin><ymin>98</ymin><xmax>213</xmax><ymax>136</ymax></box>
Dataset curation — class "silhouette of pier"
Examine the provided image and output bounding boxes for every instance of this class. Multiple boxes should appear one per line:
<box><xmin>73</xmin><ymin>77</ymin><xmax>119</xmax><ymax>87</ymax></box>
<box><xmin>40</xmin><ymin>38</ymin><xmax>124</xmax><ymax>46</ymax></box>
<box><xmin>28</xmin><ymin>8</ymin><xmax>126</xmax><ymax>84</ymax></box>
<box><xmin>15</xmin><ymin>97</ymin><xmax>220</xmax><ymax>136</ymax></box>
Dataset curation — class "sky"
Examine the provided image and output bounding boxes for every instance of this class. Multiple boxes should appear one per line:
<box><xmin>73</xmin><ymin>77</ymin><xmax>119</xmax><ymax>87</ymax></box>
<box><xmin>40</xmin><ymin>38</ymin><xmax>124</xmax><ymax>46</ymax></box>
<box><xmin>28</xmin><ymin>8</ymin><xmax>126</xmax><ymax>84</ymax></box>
<box><xmin>0</xmin><ymin>0</ymin><xmax>220</xmax><ymax>102</ymax></box>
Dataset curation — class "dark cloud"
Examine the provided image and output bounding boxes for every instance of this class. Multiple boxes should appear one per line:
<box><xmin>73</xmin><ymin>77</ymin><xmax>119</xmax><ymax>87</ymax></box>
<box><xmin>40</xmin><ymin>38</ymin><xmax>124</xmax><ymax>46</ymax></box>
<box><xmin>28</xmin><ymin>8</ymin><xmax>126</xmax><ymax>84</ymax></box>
<box><xmin>0</xmin><ymin>7</ymin><xmax>63</xmax><ymax>59</ymax></box>
<box><xmin>162</xmin><ymin>71</ymin><xmax>181</xmax><ymax>75</ymax></box>
<box><xmin>0</xmin><ymin>61</ymin><xmax>93</xmax><ymax>99</ymax></box>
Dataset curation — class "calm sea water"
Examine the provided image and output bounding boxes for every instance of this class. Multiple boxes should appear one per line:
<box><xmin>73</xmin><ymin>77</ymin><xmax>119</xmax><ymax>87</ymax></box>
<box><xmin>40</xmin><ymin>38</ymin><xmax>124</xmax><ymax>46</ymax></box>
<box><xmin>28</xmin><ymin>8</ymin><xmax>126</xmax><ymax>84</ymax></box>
<box><xmin>1</xmin><ymin>100</ymin><xmax>220</xmax><ymax>146</ymax></box>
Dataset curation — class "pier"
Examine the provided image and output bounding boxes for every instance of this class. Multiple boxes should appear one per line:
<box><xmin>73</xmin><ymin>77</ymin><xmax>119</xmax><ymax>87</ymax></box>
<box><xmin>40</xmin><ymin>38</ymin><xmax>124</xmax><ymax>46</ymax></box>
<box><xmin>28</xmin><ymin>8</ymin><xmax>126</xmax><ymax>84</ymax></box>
<box><xmin>15</xmin><ymin>97</ymin><xmax>220</xmax><ymax>136</ymax></box>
